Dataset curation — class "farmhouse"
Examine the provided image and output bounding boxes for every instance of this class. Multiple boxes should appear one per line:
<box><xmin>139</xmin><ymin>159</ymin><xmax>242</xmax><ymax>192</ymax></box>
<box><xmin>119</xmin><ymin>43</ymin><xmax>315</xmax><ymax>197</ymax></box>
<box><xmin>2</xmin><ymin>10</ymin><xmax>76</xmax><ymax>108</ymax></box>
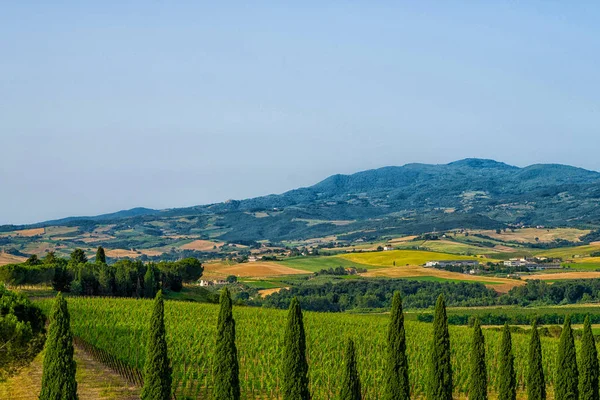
<box><xmin>199</xmin><ymin>279</ymin><xmax>227</xmax><ymax>287</ymax></box>
<box><xmin>425</xmin><ymin>260</ymin><xmax>480</xmax><ymax>268</ymax></box>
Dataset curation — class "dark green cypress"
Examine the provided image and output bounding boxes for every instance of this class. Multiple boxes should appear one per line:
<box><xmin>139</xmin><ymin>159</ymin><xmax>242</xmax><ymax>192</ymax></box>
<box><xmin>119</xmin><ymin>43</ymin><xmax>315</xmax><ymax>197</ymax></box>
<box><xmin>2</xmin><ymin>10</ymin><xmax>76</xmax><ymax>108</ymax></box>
<box><xmin>39</xmin><ymin>292</ymin><xmax>78</xmax><ymax>400</ymax></box>
<box><xmin>469</xmin><ymin>318</ymin><xmax>487</xmax><ymax>400</ymax></box>
<box><xmin>527</xmin><ymin>321</ymin><xmax>546</xmax><ymax>400</ymax></box>
<box><xmin>383</xmin><ymin>291</ymin><xmax>410</xmax><ymax>400</ymax></box>
<box><xmin>340</xmin><ymin>338</ymin><xmax>362</xmax><ymax>400</ymax></box>
<box><xmin>213</xmin><ymin>287</ymin><xmax>240</xmax><ymax>400</ymax></box>
<box><xmin>141</xmin><ymin>290</ymin><xmax>172</xmax><ymax>400</ymax></box>
<box><xmin>555</xmin><ymin>316</ymin><xmax>578</xmax><ymax>400</ymax></box>
<box><xmin>428</xmin><ymin>294</ymin><xmax>452</xmax><ymax>400</ymax></box>
<box><xmin>95</xmin><ymin>246</ymin><xmax>106</xmax><ymax>264</ymax></box>
<box><xmin>144</xmin><ymin>265</ymin><xmax>157</xmax><ymax>299</ymax></box>
<box><xmin>498</xmin><ymin>323</ymin><xmax>516</xmax><ymax>400</ymax></box>
<box><xmin>579</xmin><ymin>315</ymin><xmax>599</xmax><ymax>400</ymax></box>
<box><xmin>282</xmin><ymin>297</ymin><xmax>310</xmax><ymax>400</ymax></box>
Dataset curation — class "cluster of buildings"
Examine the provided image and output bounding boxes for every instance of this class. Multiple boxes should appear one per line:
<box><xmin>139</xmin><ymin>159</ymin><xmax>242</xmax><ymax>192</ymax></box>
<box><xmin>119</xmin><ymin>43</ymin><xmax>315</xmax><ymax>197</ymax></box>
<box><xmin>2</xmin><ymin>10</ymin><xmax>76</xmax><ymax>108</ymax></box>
<box><xmin>503</xmin><ymin>257</ymin><xmax>562</xmax><ymax>271</ymax></box>
<box><xmin>198</xmin><ymin>279</ymin><xmax>227</xmax><ymax>287</ymax></box>
<box><xmin>424</xmin><ymin>260</ymin><xmax>480</xmax><ymax>268</ymax></box>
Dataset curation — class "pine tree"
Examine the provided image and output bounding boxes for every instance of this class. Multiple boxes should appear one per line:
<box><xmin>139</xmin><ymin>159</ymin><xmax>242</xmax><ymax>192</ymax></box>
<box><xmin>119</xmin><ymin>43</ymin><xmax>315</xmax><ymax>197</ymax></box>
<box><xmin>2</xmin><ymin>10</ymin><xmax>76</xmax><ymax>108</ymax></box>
<box><xmin>144</xmin><ymin>265</ymin><xmax>157</xmax><ymax>299</ymax></box>
<box><xmin>527</xmin><ymin>321</ymin><xmax>546</xmax><ymax>400</ymax></box>
<box><xmin>428</xmin><ymin>294</ymin><xmax>452</xmax><ymax>400</ymax></box>
<box><xmin>282</xmin><ymin>297</ymin><xmax>310</xmax><ymax>400</ymax></box>
<box><xmin>469</xmin><ymin>318</ymin><xmax>487</xmax><ymax>400</ymax></box>
<box><xmin>383</xmin><ymin>291</ymin><xmax>410</xmax><ymax>400</ymax></box>
<box><xmin>213</xmin><ymin>287</ymin><xmax>240</xmax><ymax>400</ymax></box>
<box><xmin>95</xmin><ymin>246</ymin><xmax>106</xmax><ymax>264</ymax></box>
<box><xmin>39</xmin><ymin>292</ymin><xmax>78</xmax><ymax>400</ymax></box>
<box><xmin>555</xmin><ymin>316</ymin><xmax>579</xmax><ymax>400</ymax></box>
<box><xmin>498</xmin><ymin>323</ymin><xmax>516</xmax><ymax>400</ymax></box>
<box><xmin>141</xmin><ymin>290</ymin><xmax>172</xmax><ymax>400</ymax></box>
<box><xmin>340</xmin><ymin>338</ymin><xmax>362</xmax><ymax>400</ymax></box>
<box><xmin>579</xmin><ymin>315</ymin><xmax>599</xmax><ymax>400</ymax></box>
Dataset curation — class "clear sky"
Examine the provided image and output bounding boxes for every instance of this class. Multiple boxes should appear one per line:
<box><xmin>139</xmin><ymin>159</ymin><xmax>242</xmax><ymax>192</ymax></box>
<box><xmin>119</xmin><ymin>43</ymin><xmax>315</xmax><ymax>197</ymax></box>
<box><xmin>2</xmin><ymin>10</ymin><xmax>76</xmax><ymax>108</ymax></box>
<box><xmin>2</xmin><ymin>2</ymin><xmax>599</xmax><ymax>225</ymax></box>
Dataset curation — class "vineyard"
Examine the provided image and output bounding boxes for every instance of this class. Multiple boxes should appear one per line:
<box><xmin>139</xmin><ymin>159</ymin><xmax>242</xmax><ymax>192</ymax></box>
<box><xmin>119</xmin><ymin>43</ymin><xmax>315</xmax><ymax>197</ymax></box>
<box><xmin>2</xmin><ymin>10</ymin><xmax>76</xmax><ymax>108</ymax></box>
<box><xmin>37</xmin><ymin>297</ymin><xmax>567</xmax><ymax>399</ymax></box>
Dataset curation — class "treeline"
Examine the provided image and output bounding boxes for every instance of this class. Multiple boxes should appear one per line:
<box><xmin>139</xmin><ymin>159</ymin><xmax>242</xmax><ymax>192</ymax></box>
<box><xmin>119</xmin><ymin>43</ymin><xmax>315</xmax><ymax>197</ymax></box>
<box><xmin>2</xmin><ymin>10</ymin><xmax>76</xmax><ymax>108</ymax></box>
<box><xmin>505</xmin><ymin>279</ymin><xmax>600</xmax><ymax>305</ymax></box>
<box><xmin>0</xmin><ymin>247</ymin><xmax>203</xmax><ymax>298</ymax></box>
<box><xmin>418</xmin><ymin>312</ymin><xmax>600</xmax><ymax>326</ymax></box>
<box><xmin>262</xmin><ymin>279</ymin><xmax>499</xmax><ymax>311</ymax></box>
<box><xmin>0</xmin><ymin>285</ymin><xmax>45</xmax><ymax>379</ymax></box>
<box><xmin>261</xmin><ymin>278</ymin><xmax>600</xmax><ymax>312</ymax></box>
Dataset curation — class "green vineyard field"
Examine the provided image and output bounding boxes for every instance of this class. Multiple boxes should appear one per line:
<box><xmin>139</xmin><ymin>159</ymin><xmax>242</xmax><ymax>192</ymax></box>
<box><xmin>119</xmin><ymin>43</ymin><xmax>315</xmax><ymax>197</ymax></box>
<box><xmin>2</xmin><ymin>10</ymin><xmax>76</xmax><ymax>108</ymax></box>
<box><xmin>38</xmin><ymin>297</ymin><xmax>565</xmax><ymax>399</ymax></box>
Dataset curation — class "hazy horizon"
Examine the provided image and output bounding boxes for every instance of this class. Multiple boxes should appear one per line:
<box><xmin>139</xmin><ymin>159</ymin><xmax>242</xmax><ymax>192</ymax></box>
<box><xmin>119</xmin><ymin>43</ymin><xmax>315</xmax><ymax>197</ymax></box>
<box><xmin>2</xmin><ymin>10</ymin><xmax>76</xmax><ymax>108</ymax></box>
<box><xmin>3</xmin><ymin>2</ymin><xmax>600</xmax><ymax>224</ymax></box>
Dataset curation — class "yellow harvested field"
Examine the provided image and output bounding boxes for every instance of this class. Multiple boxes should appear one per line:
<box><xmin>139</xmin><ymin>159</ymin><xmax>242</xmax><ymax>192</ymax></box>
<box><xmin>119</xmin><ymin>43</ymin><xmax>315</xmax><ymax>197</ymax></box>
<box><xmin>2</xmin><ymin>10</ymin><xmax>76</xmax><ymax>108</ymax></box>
<box><xmin>258</xmin><ymin>287</ymin><xmax>287</xmax><ymax>297</ymax></box>
<box><xmin>475</xmin><ymin>228</ymin><xmax>589</xmax><ymax>243</ymax></box>
<box><xmin>361</xmin><ymin>265</ymin><xmax>524</xmax><ymax>293</ymax></box>
<box><xmin>338</xmin><ymin>249</ymin><xmax>482</xmax><ymax>267</ymax></box>
<box><xmin>105</xmin><ymin>249</ymin><xmax>142</xmax><ymax>258</ymax></box>
<box><xmin>0</xmin><ymin>252</ymin><xmax>26</xmax><ymax>266</ymax></box>
<box><xmin>204</xmin><ymin>262</ymin><xmax>309</xmax><ymax>278</ymax></box>
<box><xmin>522</xmin><ymin>272</ymin><xmax>600</xmax><ymax>281</ymax></box>
<box><xmin>389</xmin><ymin>236</ymin><xmax>419</xmax><ymax>243</ymax></box>
<box><xmin>180</xmin><ymin>240</ymin><xmax>224</xmax><ymax>251</ymax></box>
<box><xmin>0</xmin><ymin>227</ymin><xmax>45</xmax><ymax>237</ymax></box>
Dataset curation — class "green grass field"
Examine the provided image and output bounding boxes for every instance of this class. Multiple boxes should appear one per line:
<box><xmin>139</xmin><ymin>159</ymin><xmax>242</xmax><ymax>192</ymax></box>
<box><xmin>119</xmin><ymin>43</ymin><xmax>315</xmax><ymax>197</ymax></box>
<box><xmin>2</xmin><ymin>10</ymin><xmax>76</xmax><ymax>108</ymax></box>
<box><xmin>392</xmin><ymin>239</ymin><xmax>501</xmax><ymax>256</ymax></box>
<box><xmin>240</xmin><ymin>280</ymin><xmax>284</xmax><ymax>290</ymax></box>
<box><xmin>534</xmin><ymin>244</ymin><xmax>600</xmax><ymax>259</ymax></box>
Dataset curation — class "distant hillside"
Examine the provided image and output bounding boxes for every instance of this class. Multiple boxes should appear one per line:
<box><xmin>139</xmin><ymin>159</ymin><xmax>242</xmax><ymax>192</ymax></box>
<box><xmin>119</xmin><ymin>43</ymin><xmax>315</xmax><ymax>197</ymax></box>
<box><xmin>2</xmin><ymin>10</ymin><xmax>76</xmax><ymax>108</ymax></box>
<box><xmin>3</xmin><ymin>159</ymin><xmax>600</xmax><ymax>243</ymax></box>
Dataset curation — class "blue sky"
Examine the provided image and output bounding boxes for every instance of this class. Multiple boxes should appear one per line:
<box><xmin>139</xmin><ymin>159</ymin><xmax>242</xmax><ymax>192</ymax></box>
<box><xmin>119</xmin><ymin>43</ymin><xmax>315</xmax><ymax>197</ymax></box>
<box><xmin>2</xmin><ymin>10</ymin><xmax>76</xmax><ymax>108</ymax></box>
<box><xmin>2</xmin><ymin>2</ymin><xmax>599</xmax><ymax>224</ymax></box>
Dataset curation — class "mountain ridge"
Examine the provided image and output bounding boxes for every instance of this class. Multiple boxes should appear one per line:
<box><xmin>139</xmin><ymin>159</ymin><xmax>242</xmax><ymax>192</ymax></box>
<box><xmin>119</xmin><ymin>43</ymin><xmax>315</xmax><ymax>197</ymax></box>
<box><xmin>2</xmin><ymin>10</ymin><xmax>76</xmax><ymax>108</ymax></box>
<box><xmin>3</xmin><ymin>159</ymin><xmax>600</xmax><ymax>242</ymax></box>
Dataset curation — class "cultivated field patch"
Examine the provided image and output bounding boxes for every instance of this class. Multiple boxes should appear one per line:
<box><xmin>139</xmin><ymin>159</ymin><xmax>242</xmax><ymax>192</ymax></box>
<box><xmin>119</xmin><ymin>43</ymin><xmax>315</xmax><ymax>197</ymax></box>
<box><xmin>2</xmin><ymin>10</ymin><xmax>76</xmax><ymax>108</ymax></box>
<box><xmin>0</xmin><ymin>252</ymin><xmax>26</xmax><ymax>266</ymax></box>
<box><xmin>203</xmin><ymin>261</ymin><xmax>310</xmax><ymax>278</ymax></box>
<box><xmin>179</xmin><ymin>239</ymin><xmax>224</xmax><ymax>251</ymax></box>
<box><xmin>104</xmin><ymin>249</ymin><xmax>142</xmax><ymax>259</ymax></box>
<box><xmin>338</xmin><ymin>249</ymin><xmax>484</xmax><ymax>267</ymax></box>
<box><xmin>522</xmin><ymin>271</ymin><xmax>600</xmax><ymax>281</ymax></box>
<box><xmin>474</xmin><ymin>227</ymin><xmax>590</xmax><ymax>243</ymax></box>
<box><xmin>360</xmin><ymin>265</ymin><xmax>523</xmax><ymax>293</ymax></box>
<box><xmin>0</xmin><ymin>227</ymin><xmax>45</xmax><ymax>237</ymax></box>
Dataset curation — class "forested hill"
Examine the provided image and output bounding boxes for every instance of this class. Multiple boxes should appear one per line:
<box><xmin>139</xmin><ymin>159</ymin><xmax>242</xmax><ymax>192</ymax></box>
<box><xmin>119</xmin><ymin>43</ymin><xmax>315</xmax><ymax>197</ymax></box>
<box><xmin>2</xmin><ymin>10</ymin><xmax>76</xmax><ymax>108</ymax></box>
<box><xmin>4</xmin><ymin>159</ymin><xmax>600</xmax><ymax>242</ymax></box>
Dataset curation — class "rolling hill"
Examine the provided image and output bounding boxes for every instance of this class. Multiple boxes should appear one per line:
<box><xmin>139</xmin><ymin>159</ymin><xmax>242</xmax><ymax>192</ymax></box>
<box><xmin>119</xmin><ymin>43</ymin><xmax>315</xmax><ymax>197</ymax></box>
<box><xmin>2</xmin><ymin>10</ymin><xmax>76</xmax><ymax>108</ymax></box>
<box><xmin>2</xmin><ymin>159</ymin><xmax>600</xmax><ymax>249</ymax></box>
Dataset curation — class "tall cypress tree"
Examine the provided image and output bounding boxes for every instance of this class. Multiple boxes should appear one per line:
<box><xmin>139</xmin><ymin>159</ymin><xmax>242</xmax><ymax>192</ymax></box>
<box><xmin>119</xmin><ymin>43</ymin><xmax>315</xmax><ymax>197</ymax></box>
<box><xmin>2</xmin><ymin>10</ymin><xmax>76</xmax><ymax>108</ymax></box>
<box><xmin>469</xmin><ymin>318</ymin><xmax>487</xmax><ymax>400</ymax></box>
<box><xmin>383</xmin><ymin>291</ymin><xmax>410</xmax><ymax>400</ymax></box>
<box><xmin>527</xmin><ymin>321</ymin><xmax>546</xmax><ymax>400</ymax></box>
<box><xmin>340</xmin><ymin>338</ymin><xmax>362</xmax><ymax>400</ymax></box>
<box><xmin>555</xmin><ymin>316</ymin><xmax>579</xmax><ymax>400</ymax></box>
<box><xmin>282</xmin><ymin>297</ymin><xmax>310</xmax><ymax>400</ymax></box>
<box><xmin>141</xmin><ymin>290</ymin><xmax>172</xmax><ymax>400</ymax></box>
<box><xmin>213</xmin><ymin>287</ymin><xmax>240</xmax><ymax>400</ymax></box>
<box><xmin>498</xmin><ymin>323</ymin><xmax>516</xmax><ymax>400</ymax></box>
<box><xmin>579</xmin><ymin>315</ymin><xmax>599</xmax><ymax>400</ymax></box>
<box><xmin>144</xmin><ymin>265</ymin><xmax>157</xmax><ymax>299</ymax></box>
<box><xmin>428</xmin><ymin>294</ymin><xmax>452</xmax><ymax>400</ymax></box>
<box><xmin>95</xmin><ymin>246</ymin><xmax>106</xmax><ymax>264</ymax></box>
<box><xmin>39</xmin><ymin>292</ymin><xmax>78</xmax><ymax>400</ymax></box>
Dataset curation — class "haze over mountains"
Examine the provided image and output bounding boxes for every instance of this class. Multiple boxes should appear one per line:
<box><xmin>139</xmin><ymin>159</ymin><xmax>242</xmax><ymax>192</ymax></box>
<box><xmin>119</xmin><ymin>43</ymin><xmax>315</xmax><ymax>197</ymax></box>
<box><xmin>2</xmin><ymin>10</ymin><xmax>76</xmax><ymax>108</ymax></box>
<box><xmin>4</xmin><ymin>159</ymin><xmax>600</xmax><ymax>242</ymax></box>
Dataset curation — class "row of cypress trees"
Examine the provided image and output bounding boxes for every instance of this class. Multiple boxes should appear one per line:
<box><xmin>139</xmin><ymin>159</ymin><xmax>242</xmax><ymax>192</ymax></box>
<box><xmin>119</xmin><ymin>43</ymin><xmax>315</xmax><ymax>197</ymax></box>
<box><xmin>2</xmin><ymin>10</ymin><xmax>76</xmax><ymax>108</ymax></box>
<box><xmin>38</xmin><ymin>289</ymin><xmax>600</xmax><ymax>400</ymax></box>
<box><xmin>429</xmin><ymin>295</ymin><xmax>599</xmax><ymax>400</ymax></box>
